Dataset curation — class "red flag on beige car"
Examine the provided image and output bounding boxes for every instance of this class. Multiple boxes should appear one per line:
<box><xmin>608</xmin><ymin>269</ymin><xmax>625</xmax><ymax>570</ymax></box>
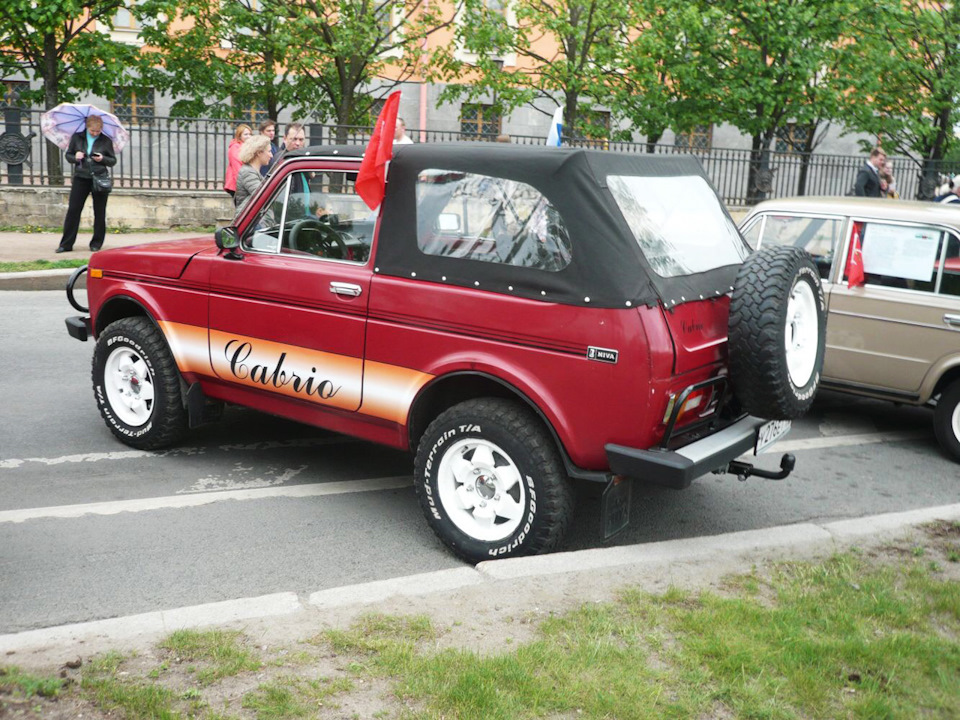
<box><xmin>356</xmin><ymin>91</ymin><xmax>401</xmax><ymax>210</ymax></box>
<box><xmin>847</xmin><ymin>222</ymin><xmax>865</xmax><ymax>288</ymax></box>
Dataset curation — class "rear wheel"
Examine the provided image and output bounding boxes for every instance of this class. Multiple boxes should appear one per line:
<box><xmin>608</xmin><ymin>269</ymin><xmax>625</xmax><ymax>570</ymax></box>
<box><xmin>414</xmin><ymin>399</ymin><xmax>574</xmax><ymax>563</ymax></box>
<box><xmin>933</xmin><ymin>380</ymin><xmax>960</xmax><ymax>463</ymax></box>
<box><xmin>92</xmin><ymin>317</ymin><xmax>187</xmax><ymax>450</ymax></box>
<box><xmin>728</xmin><ymin>245</ymin><xmax>826</xmax><ymax>420</ymax></box>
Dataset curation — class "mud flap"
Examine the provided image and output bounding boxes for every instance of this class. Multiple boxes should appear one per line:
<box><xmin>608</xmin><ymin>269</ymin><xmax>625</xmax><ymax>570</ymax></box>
<box><xmin>601</xmin><ymin>475</ymin><xmax>632</xmax><ymax>540</ymax></box>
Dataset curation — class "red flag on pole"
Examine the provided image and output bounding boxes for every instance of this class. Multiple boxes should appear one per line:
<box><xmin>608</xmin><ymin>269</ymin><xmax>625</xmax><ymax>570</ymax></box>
<box><xmin>847</xmin><ymin>222</ymin><xmax>865</xmax><ymax>289</ymax></box>
<box><xmin>356</xmin><ymin>91</ymin><xmax>401</xmax><ymax>210</ymax></box>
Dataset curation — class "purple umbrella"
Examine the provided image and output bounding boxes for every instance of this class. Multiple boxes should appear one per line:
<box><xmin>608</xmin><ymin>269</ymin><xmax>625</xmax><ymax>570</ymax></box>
<box><xmin>40</xmin><ymin>103</ymin><xmax>130</xmax><ymax>152</ymax></box>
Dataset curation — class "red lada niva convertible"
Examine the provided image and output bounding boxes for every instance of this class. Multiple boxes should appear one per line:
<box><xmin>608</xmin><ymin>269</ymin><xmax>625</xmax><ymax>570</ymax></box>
<box><xmin>65</xmin><ymin>144</ymin><xmax>825</xmax><ymax>562</ymax></box>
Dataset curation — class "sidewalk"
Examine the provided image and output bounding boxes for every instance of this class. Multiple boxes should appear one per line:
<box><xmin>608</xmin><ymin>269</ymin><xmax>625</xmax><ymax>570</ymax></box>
<box><xmin>0</xmin><ymin>230</ymin><xmax>209</xmax><ymax>290</ymax></box>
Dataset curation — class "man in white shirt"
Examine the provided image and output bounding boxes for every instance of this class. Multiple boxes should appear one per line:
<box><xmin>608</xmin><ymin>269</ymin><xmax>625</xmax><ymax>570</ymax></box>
<box><xmin>395</xmin><ymin>118</ymin><xmax>414</xmax><ymax>144</ymax></box>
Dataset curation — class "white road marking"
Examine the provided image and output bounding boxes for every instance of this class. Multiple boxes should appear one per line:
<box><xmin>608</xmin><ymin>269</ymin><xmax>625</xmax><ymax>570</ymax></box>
<box><xmin>761</xmin><ymin>430</ymin><xmax>928</xmax><ymax>454</ymax></box>
<box><xmin>0</xmin><ymin>436</ymin><xmax>357</xmax><ymax>470</ymax></box>
<box><xmin>0</xmin><ymin>476</ymin><xmax>412</xmax><ymax>524</ymax></box>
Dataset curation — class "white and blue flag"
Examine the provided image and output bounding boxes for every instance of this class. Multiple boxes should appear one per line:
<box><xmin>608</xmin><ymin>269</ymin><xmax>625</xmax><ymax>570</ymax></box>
<box><xmin>546</xmin><ymin>106</ymin><xmax>563</xmax><ymax>147</ymax></box>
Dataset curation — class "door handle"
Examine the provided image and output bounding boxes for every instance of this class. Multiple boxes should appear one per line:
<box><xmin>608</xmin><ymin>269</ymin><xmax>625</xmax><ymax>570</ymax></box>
<box><xmin>944</xmin><ymin>313</ymin><xmax>960</xmax><ymax>328</ymax></box>
<box><xmin>330</xmin><ymin>282</ymin><xmax>362</xmax><ymax>297</ymax></box>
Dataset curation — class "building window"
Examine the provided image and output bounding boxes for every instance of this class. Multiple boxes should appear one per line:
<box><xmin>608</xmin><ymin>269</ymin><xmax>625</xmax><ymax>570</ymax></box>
<box><xmin>112</xmin><ymin>1</ymin><xmax>143</xmax><ymax>31</ymax></box>
<box><xmin>367</xmin><ymin>99</ymin><xmax>385</xmax><ymax>126</ymax></box>
<box><xmin>234</xmin><ymin>98</ymin><xmax>268</xmax><ymax>127</ymax></box>
<box><xmin>776</xmin><ymin>123</ymin><xmax>812</xmax><ymax>154</ymax></box>
<box><xmin>575</xmin><ymin>109</ymin><xmax>611</xmax><ymax>142</ymax></box>
<box><xmin>460</xmin><ymin>103</ymin><xmax>501</xmax><ymax>139</ymax></box>
<box><xmin>674</xmin><ymin>124</ymin><xmax>713</xmax><ymax>151</ymax></box>
<box><xmin>112</xmin><ymin>86</ymin><xmax>155</xmax><ymax>124</ymax></box>
<box><xmin>1</xmin><ymin>81</ymin><xmax>29</xmax><ymax>109</ymax></box>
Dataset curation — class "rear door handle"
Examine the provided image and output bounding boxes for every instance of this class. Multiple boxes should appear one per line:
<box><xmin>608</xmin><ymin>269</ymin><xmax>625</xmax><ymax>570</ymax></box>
<box><xmin>944</xmin><ymin>313</ymin><xmax>960</xmax><ymax>327</ymax></box>
<box><xmin>330</xmin><ymin>282</ymin><xmax>362</xmax><ymax>297</ymax></box>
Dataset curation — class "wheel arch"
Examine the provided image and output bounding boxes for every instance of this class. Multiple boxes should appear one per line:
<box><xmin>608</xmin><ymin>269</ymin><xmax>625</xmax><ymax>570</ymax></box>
<box><xmin>407</xmin><ymin>371</ymin><xmax>597</xmax><ymax>481</ymax></box>
<box><xmin>94</xmin><ymin>295</ymin><xmax>157</xmax><ymax>337</ymax></box>
<box><xmin>932</xmin><ymin>363</ymin><xmax>960</xmax><ymax>400</ymax></box>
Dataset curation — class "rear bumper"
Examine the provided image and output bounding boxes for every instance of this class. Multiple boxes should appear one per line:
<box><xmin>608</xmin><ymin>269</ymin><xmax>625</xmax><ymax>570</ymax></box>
<box><xmin>66</xmin><ymin>315</ymin><xmax>92</xmax><ymax>342</ymax></box>
<box><xmin>605</xmin><ymin>415</ymin><xmax>765</xmax><ymax>490</ymax></box>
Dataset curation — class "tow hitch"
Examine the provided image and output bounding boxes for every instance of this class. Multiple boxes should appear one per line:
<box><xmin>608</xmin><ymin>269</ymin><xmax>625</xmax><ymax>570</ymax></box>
<box><xmin>725</xmin><ymin>453</ymin><xmax>796</xmax><ymax>482</ymax></box>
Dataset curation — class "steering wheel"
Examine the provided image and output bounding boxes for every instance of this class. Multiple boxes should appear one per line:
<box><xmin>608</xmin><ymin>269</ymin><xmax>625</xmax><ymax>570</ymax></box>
<box><xmin>288</xmin><ymin>217</ymin><xmax>348</xmax><ymax>259</ymax></box>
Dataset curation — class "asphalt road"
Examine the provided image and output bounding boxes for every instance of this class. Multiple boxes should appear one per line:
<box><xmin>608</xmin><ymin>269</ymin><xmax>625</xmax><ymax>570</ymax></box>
<box><xmin>1</xmin><ymin>290</ymin><xmax>958</xmax><ymax>634</ymax></box>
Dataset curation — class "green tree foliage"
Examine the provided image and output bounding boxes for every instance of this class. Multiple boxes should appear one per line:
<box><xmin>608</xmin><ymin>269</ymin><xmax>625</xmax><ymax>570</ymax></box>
<box><xmin>840</xmin><ymin>1</ymin><xmax>960</xmax><ymax>196</ymax></box>
<box><xmin>613</xmin><ymin>2</ymin><xmax>716</xmax><ymax>151</ymax></box>
<box><xmin>669</xmin><ymin>0</ymin><xmax>860</xmax><ymax>200</ymax></box>
<box><xmin>430</xmin><ymin>0</ymin><xmax>630</xmax><ymax>139</ymax></box>
<box><xmin>140</xmin><ymin>0</ymin><xmax>456</xmax><ymax>139</ymax></box>
<box><xmin>138</xmin><ymin>0</ymin><xmax>300</xmax><ymax>120</ymax></box>
<box><xmin>278</xmin><ymin>0</ymin><xmax>458</xmax><ymax>138</ymax></box>
<box><xmin>0</xmin><ymin>0</ymin><xmax>141</xmax><ymax>181</ymax></box>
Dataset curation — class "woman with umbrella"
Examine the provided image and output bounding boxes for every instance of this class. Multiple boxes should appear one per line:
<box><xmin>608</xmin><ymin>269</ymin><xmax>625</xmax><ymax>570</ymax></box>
<box><xmin>40</xmin><ymin>103</ymin><xmax>126</xmax><ymax>253</ymax></box>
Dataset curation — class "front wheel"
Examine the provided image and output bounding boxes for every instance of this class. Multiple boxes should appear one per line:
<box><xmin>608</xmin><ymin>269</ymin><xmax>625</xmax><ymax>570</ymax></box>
<box><xmin>92</xmin><ymin>317</ymin><xmax>187</xmax><ymax>450</ymax></box>
<box><xmin>933</xmin><ymin>380</ymin><xmax>960</xmax><ymax>463</ymax></box>
<box><xmin>414</xmin><ymin>399</ymin><xmax>574</xmax><ymax>563</ymax></box>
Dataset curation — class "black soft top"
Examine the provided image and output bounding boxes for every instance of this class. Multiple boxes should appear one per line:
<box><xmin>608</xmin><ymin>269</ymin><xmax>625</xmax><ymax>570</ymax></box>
<box><xmin>291</xmin><ymin>143</ymin><xmax>744</xmax><ymax>309</ymax></box>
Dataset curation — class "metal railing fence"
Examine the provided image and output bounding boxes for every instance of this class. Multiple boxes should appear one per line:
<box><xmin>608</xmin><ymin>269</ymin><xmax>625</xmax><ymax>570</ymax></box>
<box><xmin>2</xmin><ymin>107</ymin><xmax>958</xmax><ymax>205</ymax></box>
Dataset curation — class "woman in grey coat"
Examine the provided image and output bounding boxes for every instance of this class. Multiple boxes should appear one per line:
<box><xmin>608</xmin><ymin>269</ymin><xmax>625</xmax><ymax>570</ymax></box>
<box><xmin>234</xmin><ymin>134</ymin><xmax>272</xmax><ymax>209</ymax></box>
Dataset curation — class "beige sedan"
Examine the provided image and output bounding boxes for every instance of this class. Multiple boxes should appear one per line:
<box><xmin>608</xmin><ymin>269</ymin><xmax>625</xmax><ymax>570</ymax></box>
<box><xmin>740</xmin><ymin>196</ymin><xmax>960</xmax><ymax>462</ymax></box>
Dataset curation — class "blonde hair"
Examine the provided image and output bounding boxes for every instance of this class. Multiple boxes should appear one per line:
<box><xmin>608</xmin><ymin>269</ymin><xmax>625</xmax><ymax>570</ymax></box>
<box><xmin>233</xmin><ymin>123</ymin><xmax>252</xmax><ymax>141</ymax></box>
<box><xmin>86</xmin><ymin>115</ymin><xmax>103</xmax><ymax>131</ymax></box>
<box><xmin>239</xmin><ymin>134</ymin><xmax>271</xmax><ymax>164</ymax></box>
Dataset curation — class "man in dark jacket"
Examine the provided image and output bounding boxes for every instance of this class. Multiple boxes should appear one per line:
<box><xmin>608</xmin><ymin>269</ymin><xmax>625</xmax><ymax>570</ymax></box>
<box><xmin>854</xmin><ymin>147</ymin><xmax>886</xmax><ymax>197</ymax></box>
<box><xmin>56</xmin><ymin>115</ymin><xmax>117</xmax><ymax>252</ymax></box>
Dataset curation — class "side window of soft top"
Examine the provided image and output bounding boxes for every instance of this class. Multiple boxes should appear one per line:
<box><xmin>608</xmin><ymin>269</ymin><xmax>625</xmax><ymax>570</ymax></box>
<box><xmin>414</xmin><ymin>169</ymin><xmax>573</xmax><ymax>272</ymax></box>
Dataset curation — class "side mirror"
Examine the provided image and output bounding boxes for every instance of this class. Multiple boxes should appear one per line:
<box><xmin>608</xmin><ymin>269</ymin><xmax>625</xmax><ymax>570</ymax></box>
<box><xmin>215</xmin><ymin>226</ymin><xmax>244</xmax><ymax>260</ymax></box>
<box><xmin>436</xmin><ymin>213</ymin><xmax>461</xmax><ymax>233</ymax></box>
<box><xmin>215</xmin><ymin>226</ymin><xmax>239</xmax><ymax>250</ymax></box>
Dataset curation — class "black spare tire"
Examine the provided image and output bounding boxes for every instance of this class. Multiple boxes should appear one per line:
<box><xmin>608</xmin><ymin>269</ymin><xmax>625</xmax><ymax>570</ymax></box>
<box><xmin>728</xmin><ymin>245</ymin><xmax>826</xmax><ymax>420</ymax></box>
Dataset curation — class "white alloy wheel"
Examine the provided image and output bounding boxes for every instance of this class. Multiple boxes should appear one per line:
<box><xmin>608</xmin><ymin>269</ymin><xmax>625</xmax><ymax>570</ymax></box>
<box><xmin>784</xmin><ymin>277</ymin><xmax>819</xmax><ymax>388</ymax></box>
<box><xmin>104</xmin><ymin>346</ymin><xmax>156</xmax><ymax>427</ymax></box>
<box><xmin>436</xmin><ymin>437</ymin><xmax>527</xmax><ymax>542</ymax></box>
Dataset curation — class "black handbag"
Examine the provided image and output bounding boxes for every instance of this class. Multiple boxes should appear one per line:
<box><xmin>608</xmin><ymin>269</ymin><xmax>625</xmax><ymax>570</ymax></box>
<box><xmin>91</xmin><ymin>170</ymin><xmax>112</xmax><ymax>195</ymax></box>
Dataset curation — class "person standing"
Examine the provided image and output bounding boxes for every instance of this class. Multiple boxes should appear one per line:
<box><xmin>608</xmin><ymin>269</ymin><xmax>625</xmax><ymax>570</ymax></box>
<box><xmin>259</xmin><ymin>119</ymin><xmax>279</xmax><ymax>176</ymax></box>
<box><xmin>853</xmin><ymin>147</ymin><xmax>886</xmax><ymax>197</ymax></box>
<box><xmin>233</xmin><ymin>135</ymin><xmax>273</xmax><ymax>210</ymax></box>
<box><xmin>55</xmin><ymin>115</ymin><xmax>116</xmax><ymax>253</ymax></box>
<box><xmin>224</xmin><ymin>124</ymin><xmax>252</xmax><ymax>199</ymax></box>
<box><xmin>934</xmin><ymin>175</ymin><xmax>960</xmax><ymax>205</ymax></box>
<box><xmin>394</xmin><ymin>118</ymin><xmax>414</xmax><ymax>145</ymax></box>
<box><xmin>269</xmin><ymin>122</ymin><xmax>306</xmax><ymax>172</ymax></box>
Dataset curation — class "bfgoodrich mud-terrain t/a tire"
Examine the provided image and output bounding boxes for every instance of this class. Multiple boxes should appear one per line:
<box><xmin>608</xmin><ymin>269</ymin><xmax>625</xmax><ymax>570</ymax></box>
<box><xmin>933</xmin><ymin>380</ymin><xmax>960</xmax><ymax>463</ymax></box>
<box><xmin>92</xmin><ymin>317</ymin><xmax>187</xmax><ymax>450</ymax></box>
<box><xmin>414</xmin><ymin>398</ymin><xmax>574</xmax><ymax>563</ymax></box>
<box><xmin>728</xmin><ymin>245</ymin><xmax>826</xmax><ymax>420</ymax></box>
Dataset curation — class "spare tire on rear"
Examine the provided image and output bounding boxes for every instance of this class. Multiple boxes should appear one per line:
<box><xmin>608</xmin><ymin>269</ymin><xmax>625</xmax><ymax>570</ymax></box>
<box><xmin>728</xmin><ymin>245</ymin><xmax>826</xmax><ymax>420</ymax></box>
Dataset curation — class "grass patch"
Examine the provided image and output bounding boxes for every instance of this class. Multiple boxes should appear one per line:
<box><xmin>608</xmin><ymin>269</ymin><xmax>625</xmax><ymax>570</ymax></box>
<box><xmin>158</xmin><ymin>628</ymin><xmax>262</xmax><ymax>684</ymax></box>
<box><xmin>0</xmin><ymin>665</ymin><xmax>66</xmax><ymax>699</ymax></box>
<box><xmin>241</xmin><ymin>675</ymin><xmax>353</xmax><ymax>718</ymax></box>
<box><xmin>318</xmin><ymin>554</ymin><xmax>960</xmax><ymax>719</ymax></box>
<box><xmin>0</xmin><ymin>258</ymin><xmax>90</xmax><ymax>272</ymax></box>
<box><xmin>81</xmin><ymin>652</ymin><xmax>184</xmax><ymax>719</ymax></box>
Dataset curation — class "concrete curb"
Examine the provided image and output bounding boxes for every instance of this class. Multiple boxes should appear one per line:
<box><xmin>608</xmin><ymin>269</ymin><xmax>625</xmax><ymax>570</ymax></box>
<box><xmin>0</xmin><ymin>268</ymin><xmax>76</xmax><ymax>291</ymax></box>
<box><xmin>2</xmin><ymin>503</ymin><xmax>958</xmax><ymax>656</ymax></box>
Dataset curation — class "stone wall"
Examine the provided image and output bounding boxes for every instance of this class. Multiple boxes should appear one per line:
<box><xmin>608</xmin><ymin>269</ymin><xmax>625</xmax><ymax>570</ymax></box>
<box><xmin>0</xmin><ymin>187</ymin><xmax>235</xmax><ymax>230</ymax></box>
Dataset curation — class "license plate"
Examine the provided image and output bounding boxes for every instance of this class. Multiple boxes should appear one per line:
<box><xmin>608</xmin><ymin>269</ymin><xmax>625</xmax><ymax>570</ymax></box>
<box><xmin>755</xmin><ymin>419</ymin><xmax>791</xmax><ymax>454</ymax></box>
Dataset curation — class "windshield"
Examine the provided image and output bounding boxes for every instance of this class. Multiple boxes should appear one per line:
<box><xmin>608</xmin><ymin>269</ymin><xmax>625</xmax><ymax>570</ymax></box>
<box><xmin>608</xmin><ymin>174</ymin><xmax>748</xmax><ymax>277</ymax></box>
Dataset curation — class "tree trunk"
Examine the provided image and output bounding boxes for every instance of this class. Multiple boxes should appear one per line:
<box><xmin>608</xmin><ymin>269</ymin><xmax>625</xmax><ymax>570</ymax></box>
<box><xmin>43</xmin><ymin>32</ymin><xmax>64</xmax><ymax>185</ymax></box>
<box><xmin>747</xmin><ymin>133</ymin><xmax>774</xmax><ymax>205</ymax></box>
<box><xmin>645</xmin><ymin>130</ymin><xmax>663</xmax><ymax>154</ymax></box>
<box><xmin>795</xmin><ymin>122</ymin><xmax>819</xmax><ymax>196</ymax></box>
